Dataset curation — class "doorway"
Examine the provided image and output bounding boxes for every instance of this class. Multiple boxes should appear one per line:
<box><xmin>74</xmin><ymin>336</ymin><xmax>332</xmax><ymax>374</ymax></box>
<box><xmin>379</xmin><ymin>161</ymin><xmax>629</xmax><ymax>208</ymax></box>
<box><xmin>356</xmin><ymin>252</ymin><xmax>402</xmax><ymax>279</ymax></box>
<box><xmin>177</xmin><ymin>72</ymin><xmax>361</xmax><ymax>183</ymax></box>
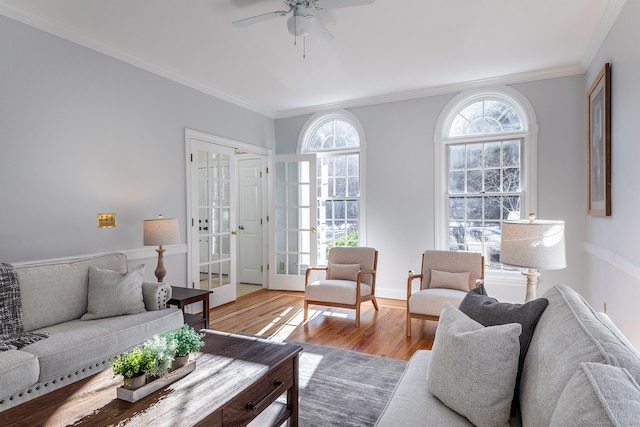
<box><xmin>186</xmin><ymin>129</ymin><xmax>268</xmax><ymax>308</ymax></box>
<box><xmin>237</xmin><ymin>155</ymin><xmax>265</xmax><ymax>297</ymax></box>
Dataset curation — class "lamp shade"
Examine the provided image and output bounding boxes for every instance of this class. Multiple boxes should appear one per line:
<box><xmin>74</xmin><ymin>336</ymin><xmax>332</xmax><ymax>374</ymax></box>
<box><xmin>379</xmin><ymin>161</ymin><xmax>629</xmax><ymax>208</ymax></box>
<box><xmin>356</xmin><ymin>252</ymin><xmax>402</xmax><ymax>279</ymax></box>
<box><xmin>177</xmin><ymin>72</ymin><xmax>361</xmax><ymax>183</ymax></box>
<box><xmin>143</xmin><ymin>217</ymin><xmax>180</xmax><ymax>246</ymax></box>
<box><xmin>500</xmin><ymin>218</ymin><xmax>566</xmax><ymax>270</ymax></box>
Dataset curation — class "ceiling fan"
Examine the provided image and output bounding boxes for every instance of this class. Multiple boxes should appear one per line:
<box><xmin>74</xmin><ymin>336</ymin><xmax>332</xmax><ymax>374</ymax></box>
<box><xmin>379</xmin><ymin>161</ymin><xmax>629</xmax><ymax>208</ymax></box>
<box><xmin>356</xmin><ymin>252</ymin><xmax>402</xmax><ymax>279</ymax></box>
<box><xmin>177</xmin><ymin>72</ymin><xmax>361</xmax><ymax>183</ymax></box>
<box><xmin>232</xmin><ymin>0</ymin><xmax>375</xmax><ymax>43</ymax></box>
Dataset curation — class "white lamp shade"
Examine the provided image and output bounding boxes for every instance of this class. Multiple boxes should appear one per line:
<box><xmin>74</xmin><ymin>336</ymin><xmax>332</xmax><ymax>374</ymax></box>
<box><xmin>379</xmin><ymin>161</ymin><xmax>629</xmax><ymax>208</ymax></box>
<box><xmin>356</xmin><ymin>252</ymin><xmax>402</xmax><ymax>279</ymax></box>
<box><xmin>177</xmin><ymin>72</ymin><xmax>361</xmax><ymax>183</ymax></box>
<box><xmin>500</xmin><ymin>219</ymin><xmax>566</xmax><ymax>270</ymax></box>
<box><xmin>143</xmin><ymin>218</ymin><xmax>180</xmax><ymax>246</ymax></box>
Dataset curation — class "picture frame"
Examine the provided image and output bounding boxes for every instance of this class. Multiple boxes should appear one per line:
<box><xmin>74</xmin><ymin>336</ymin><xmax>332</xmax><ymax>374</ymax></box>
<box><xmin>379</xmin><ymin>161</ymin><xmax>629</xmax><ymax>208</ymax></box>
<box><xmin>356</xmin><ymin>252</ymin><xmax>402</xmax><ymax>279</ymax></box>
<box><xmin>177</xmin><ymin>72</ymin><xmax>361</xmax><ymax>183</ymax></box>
<box><xmin>587</xmin><ymin>62</ymin><xmax>611</xmax><ymax>216</ymax></box>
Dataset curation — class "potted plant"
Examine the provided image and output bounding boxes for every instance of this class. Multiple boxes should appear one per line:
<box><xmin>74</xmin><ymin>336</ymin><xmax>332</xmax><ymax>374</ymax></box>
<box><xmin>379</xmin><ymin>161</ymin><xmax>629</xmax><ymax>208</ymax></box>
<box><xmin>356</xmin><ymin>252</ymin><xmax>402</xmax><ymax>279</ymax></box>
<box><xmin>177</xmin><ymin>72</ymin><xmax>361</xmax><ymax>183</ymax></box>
<box><xmin>110</xmin><ymin>346</ymin><xmax>152</xmax><ymax>389</ymax></box>
<box><xmin>165</xmin><ymin>324</ymin><xmax>205</xmax><ymax>369</ymax></box>
<box><xmin>142</xmin><ymin>334</ymin><xmax>177</xmax><ymax>380</ymax></box>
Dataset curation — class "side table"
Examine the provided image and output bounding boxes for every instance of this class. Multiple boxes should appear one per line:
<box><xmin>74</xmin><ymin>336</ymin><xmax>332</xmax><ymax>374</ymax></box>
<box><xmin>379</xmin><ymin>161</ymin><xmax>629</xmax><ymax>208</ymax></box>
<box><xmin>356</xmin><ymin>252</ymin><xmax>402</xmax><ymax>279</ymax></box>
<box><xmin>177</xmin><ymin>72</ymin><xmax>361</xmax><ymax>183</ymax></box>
<box><xmin>167</xmin><ymin>286</ymin><xmax>213</xmax><ymax>330</ymax></box>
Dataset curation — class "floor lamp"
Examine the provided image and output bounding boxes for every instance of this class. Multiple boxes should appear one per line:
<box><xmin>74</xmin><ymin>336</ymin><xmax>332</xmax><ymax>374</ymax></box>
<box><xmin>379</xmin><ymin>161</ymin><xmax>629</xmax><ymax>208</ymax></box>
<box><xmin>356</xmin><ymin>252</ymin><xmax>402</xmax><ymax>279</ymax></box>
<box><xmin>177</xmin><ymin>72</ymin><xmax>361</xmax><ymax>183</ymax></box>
<box><xmin>500</xmin><ymin>213</ymin><xmax>566</xmax><ymax>302</ymax></box>
<box><xmin>144</xmin><ymin>214</ymin><xmax>180</xmax><ymax>282</ymax></box>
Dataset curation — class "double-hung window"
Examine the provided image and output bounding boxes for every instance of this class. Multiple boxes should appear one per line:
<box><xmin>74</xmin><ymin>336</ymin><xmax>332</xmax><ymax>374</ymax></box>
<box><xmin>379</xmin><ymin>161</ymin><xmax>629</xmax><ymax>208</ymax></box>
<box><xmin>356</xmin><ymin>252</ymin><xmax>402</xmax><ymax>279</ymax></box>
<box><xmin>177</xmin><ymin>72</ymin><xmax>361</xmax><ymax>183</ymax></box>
<box><xmin>435</xmin><ymin>87</ymin><xmax>538</xmax><ymax>274</ymax></box>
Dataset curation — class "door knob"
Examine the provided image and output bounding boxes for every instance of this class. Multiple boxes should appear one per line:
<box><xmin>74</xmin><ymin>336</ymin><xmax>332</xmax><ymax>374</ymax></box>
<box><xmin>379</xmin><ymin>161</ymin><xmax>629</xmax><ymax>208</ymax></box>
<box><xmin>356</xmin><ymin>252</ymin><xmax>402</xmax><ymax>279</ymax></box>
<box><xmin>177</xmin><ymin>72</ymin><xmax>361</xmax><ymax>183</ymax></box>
<box><xmin>311</xmin><ymin>227</ymin><xmax>317</xmax><ymax>233</ymax></box>
<box><xmin>231</xmin><ymin>230</ymin><xmax>238</xmax><ymax>236</ymax></box>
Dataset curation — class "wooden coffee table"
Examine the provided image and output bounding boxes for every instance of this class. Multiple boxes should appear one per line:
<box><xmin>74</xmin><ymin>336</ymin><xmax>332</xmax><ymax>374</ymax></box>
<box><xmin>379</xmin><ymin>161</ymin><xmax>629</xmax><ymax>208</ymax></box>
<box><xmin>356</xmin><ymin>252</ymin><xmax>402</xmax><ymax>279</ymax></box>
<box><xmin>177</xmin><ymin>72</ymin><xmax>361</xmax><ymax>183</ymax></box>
<box><xmin>3</xmin><ymin>331</ymin><xmax>302</xmax><ymax>426</ymax></box>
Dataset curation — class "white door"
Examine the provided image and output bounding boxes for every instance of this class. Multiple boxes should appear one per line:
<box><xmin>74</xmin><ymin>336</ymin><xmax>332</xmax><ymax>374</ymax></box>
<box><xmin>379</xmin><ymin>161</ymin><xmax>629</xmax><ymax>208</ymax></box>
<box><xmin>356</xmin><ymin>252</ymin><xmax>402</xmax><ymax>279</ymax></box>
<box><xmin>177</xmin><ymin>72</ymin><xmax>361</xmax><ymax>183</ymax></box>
<box><xmin>269</xmin><ymin>154</ymin><xmax>317</xmax><ymax>291</ymax></box>
<box><xmin>238</xmin><ymin>157</ymin><xmax>263</xmax><ymax>285</ymax></box>
<box><xmin>188</xmin><ymin>139</ymin><xmax>237</xmax><ymax>308</ymax></box>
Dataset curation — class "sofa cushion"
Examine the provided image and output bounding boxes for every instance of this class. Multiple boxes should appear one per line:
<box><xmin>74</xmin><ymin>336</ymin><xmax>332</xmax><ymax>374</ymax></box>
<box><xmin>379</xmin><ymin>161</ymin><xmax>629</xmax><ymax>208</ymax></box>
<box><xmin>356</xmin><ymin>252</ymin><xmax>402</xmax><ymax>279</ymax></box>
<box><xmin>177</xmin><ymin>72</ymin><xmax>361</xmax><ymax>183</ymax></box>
<box><xmin>427</xmin><ymin>302</ymin><xmax>521</xmax><ymax>427</ymax></box>
<box><xmin>519</xmin><ymin>285</ymin><xmax>640</xmax><ymax>427</ymax></box>
<box><xmin>329</xmin><ymin>263</ymin><xmax>361</xmax><ymax>281</ymax></box>
<box><xmin>430</xmin><ymin>270</ymin><xmax>470</xmax><ymax>292</ymax></box>
<box><xmin>375</xmin><ymin>351</ymin><xmax>474</xmax><ymax>427</ymax></box>
<box><xmin>22</xmin><ymin>308</ymin><xmax>183</xmax><ymax>381</ymax></box>
<box><xmin>549</xmin><ymin>362</ymin><xmax>640</xmax><ymax>427</ymax></box>
<box><xmin>0</xmin><ymin>350</ymin><xmax>39</xmax><ymax>400</ymax></box>
<box><xmin>15</xmin><ymin>253</ymin><xmax>128</xmax><ymax>331</ymax></box>
<box><xmin>459</xmin><ymin>284</ymin><xmax>548</xmax><ymax>414</ymax></box>
<box><xmin>81</xmin><ymin>264</ymin><xmax>146</xmax><ymax>320</ymax></box>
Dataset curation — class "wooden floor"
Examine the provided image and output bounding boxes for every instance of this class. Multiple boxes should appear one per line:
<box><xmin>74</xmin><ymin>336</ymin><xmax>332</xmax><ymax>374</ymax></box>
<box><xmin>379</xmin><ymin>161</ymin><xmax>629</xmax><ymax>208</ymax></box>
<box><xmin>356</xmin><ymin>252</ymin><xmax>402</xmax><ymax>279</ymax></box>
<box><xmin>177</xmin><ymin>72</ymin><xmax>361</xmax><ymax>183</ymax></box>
<box><xmin>208</xmin><ymin>290</ymin><xmax>437</xmax><ymax>361</ymax></box>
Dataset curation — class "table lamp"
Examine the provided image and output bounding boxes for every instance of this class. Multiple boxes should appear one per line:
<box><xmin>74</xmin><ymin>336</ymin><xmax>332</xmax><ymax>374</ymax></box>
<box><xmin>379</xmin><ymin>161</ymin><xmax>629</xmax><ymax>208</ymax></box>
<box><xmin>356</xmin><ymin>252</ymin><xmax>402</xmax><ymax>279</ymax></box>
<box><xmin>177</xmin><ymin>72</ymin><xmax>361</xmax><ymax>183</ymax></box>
<box><xmin>143</xmin><ymin>214</ymin><xmax>180</xmax><ymax>282</ymax></box>
<box><xmin>500</xmin><ymin>213</ymin><xmax>566</xmax><ymax>302</ymax></box>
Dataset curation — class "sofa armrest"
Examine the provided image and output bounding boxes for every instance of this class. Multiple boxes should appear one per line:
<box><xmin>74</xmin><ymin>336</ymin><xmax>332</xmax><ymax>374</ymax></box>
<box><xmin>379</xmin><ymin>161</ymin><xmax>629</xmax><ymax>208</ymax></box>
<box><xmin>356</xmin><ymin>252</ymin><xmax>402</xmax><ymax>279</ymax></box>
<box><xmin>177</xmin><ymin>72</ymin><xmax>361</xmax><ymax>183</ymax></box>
<box><xmin>141</xmin><ymin>282</ymin><xmax>173</xmax><ymax>311</ymax></box>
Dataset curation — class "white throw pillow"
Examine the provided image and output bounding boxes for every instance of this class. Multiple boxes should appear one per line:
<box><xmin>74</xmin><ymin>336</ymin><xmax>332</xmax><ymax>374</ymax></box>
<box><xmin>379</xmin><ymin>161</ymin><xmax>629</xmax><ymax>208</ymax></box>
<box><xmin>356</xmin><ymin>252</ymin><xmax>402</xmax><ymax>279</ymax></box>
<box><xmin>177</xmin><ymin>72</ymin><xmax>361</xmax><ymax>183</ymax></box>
<box><xmin>429</xmin><ymin>269</ymin><xmax>470</xmax><ymax>291</ymax></box>
<box><xmin>330</xmin><ymin>263</ymin><xmax>361</xmax><ymax>281</ymax></box>
<box><xmin>81</xmin><ymin>264</ymin><xmax>146</xmax><ymax>320</ymax></box>
<box><xmin>550</xmin><ymin>362</ymin><xmax>640</xmax><ymax>426</ymax></box>
<box><xmin>427</xmin><ymin>302</ymin><xmax>521</xmax><ymax>427</ymax></box>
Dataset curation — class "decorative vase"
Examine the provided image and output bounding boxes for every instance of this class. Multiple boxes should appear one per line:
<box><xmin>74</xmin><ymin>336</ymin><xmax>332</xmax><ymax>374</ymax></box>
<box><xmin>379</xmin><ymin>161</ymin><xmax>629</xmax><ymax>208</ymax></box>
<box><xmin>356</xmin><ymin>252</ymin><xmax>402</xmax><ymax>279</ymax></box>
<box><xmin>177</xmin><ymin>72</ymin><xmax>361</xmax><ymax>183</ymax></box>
<box><xmin>171</xmin><ymin>355</ymin><xmax>189</xmax><ymax>370</ymax></box>
<box><xmin>123</xmin><ymin>373</ymin><xmax>146</xmax><ymax>390</ymax></box>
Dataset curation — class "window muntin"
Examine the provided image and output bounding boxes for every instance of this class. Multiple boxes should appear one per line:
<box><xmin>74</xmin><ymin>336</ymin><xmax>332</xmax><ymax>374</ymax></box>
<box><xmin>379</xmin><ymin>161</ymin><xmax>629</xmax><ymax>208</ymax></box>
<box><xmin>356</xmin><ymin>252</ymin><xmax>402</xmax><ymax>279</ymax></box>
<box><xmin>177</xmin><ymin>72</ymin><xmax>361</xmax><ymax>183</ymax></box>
<box><xmin>302</xmin><ymin>114</ymin><xmax>362</xmax><ymax>264</ymax></box>
<box><xmin>447</xmin><ymin>139</ymin><xmax>523</xmax><ymax>269</ymax></box>
<box><xmin>449</xmin><ymin>99</ymin><xmax>523</xmax><ymax>137</ymax></box>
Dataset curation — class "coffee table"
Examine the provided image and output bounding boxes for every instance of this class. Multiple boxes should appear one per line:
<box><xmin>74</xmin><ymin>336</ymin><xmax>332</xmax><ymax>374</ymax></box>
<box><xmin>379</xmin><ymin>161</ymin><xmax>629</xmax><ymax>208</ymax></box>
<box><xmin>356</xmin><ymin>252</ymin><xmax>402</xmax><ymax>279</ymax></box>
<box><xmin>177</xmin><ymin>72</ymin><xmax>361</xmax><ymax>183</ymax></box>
<box><xmin>3</xmin><ymin>331</ymin><xmax>303</xmax><ymax>426</ymax></box>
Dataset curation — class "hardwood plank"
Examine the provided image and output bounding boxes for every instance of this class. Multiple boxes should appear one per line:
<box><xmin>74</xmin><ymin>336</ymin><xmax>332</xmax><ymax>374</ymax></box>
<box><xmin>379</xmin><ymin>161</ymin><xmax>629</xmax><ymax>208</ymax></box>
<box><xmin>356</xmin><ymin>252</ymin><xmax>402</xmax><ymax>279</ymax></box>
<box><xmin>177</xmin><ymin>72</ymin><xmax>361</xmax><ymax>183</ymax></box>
<box><xmin>209</xmin><ymin>290</ymin><xmax>437</xmax><ymax>361</ymax></box>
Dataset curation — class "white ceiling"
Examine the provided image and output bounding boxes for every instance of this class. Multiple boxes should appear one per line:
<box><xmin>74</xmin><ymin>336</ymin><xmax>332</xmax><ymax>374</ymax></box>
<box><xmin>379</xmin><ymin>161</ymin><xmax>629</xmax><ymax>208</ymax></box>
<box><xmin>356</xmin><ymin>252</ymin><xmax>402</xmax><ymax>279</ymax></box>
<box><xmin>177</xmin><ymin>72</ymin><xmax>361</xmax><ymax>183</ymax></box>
<box><xmin>0</xmin><ymin>0</ymin><xmax>625</xmax><ymax>118</ymax></box>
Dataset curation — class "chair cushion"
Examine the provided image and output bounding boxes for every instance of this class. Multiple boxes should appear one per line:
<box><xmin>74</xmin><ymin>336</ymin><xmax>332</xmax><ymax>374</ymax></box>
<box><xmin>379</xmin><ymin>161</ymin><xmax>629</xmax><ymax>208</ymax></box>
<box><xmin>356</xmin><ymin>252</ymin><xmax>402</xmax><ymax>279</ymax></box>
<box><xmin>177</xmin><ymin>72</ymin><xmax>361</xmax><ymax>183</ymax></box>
<box><xmin>305</xmin><ymin>280</ymin><xmax>372</xmax><ymax>305</ymax></box>
<box><xmin>430</xmin><ymin>270</ymin><xmax>470</xmax><ymax>292</ymax></box>
<box><xmin>427</xmin><ymin>302</ymin><xmax>521</xmax><ymax>427</ymax></box>
<box><xmin>409</xmin><ymin>288</ymin><xmax>467</xmax><ymax>317</ymax></box>
<box><xmin>329</xmin><ymin>263</ymin><xmax>361</xmax><ymax>281</ymax></box>
<box><xmin>81</xmin><ymin>264</ymin><xmax>146</xmax><ymax>320</ymax></box>
<box><xmin>550</xmin><ymin>362</ymin><xmax>640</xmax><ymax>426</ymax></box>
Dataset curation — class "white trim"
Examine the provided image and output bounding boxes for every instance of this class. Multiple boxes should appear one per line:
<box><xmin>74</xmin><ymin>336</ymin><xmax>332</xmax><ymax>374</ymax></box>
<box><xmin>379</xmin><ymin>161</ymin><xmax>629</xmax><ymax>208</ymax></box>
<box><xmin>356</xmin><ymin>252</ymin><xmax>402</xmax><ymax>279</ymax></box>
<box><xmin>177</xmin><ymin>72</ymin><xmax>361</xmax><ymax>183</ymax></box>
<box><xmin>11</xmin><ymin>245</ymin><xmax>187</xmax><ymax>266</ymax></box>
<box><xmin>1</xmin><ymin>0</ymin><xmax>623</xmax><ymax>119</ymax></box>
<box><xmin>433</xmin><ymin>85</ymin><xmax>538</xmax><ymax>253</ymax></box>
<box><xmin>275</xmin><ymin>65</ymin><xmax>584</xmax><ymax>119</ymax></box>
<box><xmin>584</xmin><ymin>242</ymin><xmax>640</xmax><ymax>282</ymax></box>
<box><xmin>185</xmin><ymin>128</ymin><xmax>271</xmax><ymax>157</ymax></box>
<box><xmin>0</xmin><ymin>2</ymin><xmax>274</xmax><ymax>118</ymax></box>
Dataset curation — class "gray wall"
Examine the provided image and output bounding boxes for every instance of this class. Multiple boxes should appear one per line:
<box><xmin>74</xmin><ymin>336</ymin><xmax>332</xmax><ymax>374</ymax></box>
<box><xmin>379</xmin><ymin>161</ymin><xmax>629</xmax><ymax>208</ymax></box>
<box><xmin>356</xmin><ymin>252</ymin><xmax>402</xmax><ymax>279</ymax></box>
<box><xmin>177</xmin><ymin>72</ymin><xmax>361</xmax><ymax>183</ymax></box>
<box><xmin>276</xmin><ymin>76</ymin><xmax>586</xmax><ymax>303</ymax></box>
<box><xmin>0</xmin><ymin>15</ymin><xmax>274</xmax><ymax>284</ymax></box>
<box><xmin>583</xmin><ymin>0</ymin><xmax>640</xmax><ymax>347</ymax></box>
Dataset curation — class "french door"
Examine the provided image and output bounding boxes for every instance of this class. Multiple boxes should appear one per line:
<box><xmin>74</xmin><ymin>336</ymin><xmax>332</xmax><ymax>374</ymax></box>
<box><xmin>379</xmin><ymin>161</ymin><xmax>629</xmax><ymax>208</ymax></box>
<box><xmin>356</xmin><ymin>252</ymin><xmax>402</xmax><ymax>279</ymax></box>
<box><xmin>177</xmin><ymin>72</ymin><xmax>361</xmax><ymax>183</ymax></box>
<box><xmin>187</xmin><ymin>136</ymin><xmax>237</xmax><ymax>308</ymax></box>
<box><xmin>268</xmin><ymin>154</ymin><xmax>317</xmax><ymax>291</ymax></box>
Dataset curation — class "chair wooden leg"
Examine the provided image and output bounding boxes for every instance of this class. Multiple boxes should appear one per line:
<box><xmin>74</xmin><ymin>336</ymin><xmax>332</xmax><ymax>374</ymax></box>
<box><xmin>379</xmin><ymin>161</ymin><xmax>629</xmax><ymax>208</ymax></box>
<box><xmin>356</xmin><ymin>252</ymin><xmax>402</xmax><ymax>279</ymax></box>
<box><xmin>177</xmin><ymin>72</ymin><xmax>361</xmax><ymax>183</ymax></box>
<box><xmin>406</xmin><ymin>312</ymin><xmax>411</xmax><ymax>337</ymax></box>
<box><xmin>304</xmin><ymin>300</ymin><xmax>308</xmax><ymax>321</ymax></box>
<box><xmin>371</xmin><ymin>296</ymin><xmax>379</xmax><ymax>311</ymax></box>
<box><xmin>355</xmin><ymin>305</ymin><xmax>360</xmax><ymax>327</ymax></box>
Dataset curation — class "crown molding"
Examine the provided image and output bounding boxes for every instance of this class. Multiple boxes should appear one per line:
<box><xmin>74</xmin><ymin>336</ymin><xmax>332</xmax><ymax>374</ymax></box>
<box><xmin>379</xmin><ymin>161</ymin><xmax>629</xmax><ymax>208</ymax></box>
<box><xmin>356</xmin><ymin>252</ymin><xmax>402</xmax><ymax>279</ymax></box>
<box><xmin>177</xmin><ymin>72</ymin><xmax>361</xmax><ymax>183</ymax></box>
<box><xmin>580</xmin><ymin>0</ymin><xmax>626</xmax><ymax>69</ymax></box>
<box><xmin>0</xmin><ymin>2</ymin><xmax>277</xmax><ymax>118</ymax></box>
<box><xmin>274</xmin><ymin>64</ymin><xmax>585</xmax><ymax>119</ymax></box>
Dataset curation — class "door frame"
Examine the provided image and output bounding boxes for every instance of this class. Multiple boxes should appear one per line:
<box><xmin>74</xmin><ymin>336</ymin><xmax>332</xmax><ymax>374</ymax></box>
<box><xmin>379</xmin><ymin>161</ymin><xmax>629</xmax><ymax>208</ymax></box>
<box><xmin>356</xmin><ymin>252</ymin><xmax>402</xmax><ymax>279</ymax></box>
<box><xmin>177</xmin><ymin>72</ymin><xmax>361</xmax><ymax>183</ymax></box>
<box><xmin>185</xmin><ymin>129</ymin><xmax>271</xmax><ymax>297</ymax></box>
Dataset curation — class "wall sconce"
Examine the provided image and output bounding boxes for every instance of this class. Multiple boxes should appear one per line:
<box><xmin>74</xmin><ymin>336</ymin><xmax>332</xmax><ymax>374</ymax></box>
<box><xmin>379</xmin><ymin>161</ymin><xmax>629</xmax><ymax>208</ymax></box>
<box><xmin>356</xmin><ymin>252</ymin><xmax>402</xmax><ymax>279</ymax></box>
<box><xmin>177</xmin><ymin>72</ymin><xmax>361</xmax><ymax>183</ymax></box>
<box><xmin>97</xmin><ymin>213</ymin><xmax>116</xmax><ymax>228</ymax></box>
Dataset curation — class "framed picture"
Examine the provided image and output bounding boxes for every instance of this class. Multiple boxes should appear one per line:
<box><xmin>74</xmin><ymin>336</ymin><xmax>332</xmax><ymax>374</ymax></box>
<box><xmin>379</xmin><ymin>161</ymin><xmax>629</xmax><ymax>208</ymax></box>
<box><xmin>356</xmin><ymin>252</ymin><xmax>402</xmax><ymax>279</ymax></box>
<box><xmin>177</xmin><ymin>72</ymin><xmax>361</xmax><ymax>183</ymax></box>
<box><xmin>587</xmin><ymin>62</ymin><xmax>611</xmax><ymax>216</ymax></box>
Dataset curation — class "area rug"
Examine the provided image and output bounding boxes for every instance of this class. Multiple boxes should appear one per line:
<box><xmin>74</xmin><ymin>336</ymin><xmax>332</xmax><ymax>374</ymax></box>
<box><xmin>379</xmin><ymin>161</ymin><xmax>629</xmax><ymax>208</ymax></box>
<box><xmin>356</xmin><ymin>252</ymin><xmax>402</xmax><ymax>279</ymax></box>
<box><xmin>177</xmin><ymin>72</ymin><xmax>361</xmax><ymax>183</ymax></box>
<box><xmin>289</xmin><ymin>342</ymin><xmax>408</xmax><ymax>427</ymax></box>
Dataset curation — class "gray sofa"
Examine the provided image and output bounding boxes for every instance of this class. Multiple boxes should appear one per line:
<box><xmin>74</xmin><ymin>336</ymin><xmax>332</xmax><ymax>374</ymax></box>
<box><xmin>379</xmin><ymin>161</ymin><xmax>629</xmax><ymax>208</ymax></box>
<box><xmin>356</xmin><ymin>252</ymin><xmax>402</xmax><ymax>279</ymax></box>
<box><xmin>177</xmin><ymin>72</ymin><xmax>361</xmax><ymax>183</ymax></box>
<box><xmin>0</xmin><ymin>252</ymin><xmax>184</xmax><ymax>411</ymax></box>
<box><xmin>376</xmin><ymin>284</ymin><xmax>640</xmax><ymax>426</ymax></box>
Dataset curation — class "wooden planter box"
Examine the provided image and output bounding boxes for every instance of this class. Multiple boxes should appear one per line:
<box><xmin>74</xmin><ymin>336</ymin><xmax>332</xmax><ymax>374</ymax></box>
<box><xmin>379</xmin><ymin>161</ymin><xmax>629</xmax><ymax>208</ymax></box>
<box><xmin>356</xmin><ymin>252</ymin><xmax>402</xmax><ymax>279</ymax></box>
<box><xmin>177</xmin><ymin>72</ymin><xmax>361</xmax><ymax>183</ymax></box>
<box><xmin>116</xmin><ymin>360</ymin><xmax>196</xmax><ymax>403</ymax></box>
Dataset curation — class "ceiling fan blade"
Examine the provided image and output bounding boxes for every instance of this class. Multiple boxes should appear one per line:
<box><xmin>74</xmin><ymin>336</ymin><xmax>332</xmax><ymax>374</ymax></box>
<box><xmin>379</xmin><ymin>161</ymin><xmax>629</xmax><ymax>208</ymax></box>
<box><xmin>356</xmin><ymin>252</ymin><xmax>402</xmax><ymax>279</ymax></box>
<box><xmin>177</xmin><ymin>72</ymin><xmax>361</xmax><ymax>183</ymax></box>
<box><xmin>307</xmin><ymin>15</ymin><xmax>334</xmax><ymax>43</ymax></box>
<box><xmin>232</xmin><ymin>10</ymin><xmax>289</xmax><ymax>27</ymax></box>
<box><xmin>314</xmin><ymin>0</ymin><xmax>375</xmax><ymax>11</ymax></box>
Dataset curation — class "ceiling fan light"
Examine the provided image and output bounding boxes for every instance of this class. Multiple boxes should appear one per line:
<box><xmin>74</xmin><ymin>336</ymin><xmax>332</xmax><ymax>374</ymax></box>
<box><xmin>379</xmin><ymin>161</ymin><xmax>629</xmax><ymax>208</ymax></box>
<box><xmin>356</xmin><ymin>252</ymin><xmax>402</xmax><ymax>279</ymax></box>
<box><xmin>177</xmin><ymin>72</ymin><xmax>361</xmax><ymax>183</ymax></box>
<box><xmin>287</xmin><ymin>14</ymin><xmax>311</xmax><ymax>37</ymax></box>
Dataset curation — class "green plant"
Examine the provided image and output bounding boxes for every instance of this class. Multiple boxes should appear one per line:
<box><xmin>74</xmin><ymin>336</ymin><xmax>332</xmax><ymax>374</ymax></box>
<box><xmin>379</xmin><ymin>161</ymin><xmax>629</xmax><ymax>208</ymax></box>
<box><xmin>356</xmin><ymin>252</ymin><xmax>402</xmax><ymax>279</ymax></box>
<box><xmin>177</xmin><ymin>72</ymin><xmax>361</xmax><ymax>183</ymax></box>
<box><xmin>142</xmin><ymin>334</ymin><xmax>177</xmax><ymax>379</ymax></box>
<box><xmin>110</xmin><ymin>346</ymin><xmax>152</xmax><ymax>386</ymax></box>
<box><xmin>165</xmin><ymin>324</ymin><xmax>205</xmax><ymax>357</ymax></box>
<box><xmin>326</xmin><ymin>231</ymin><xmax>359</xmax><ymax>258</ymax></box>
